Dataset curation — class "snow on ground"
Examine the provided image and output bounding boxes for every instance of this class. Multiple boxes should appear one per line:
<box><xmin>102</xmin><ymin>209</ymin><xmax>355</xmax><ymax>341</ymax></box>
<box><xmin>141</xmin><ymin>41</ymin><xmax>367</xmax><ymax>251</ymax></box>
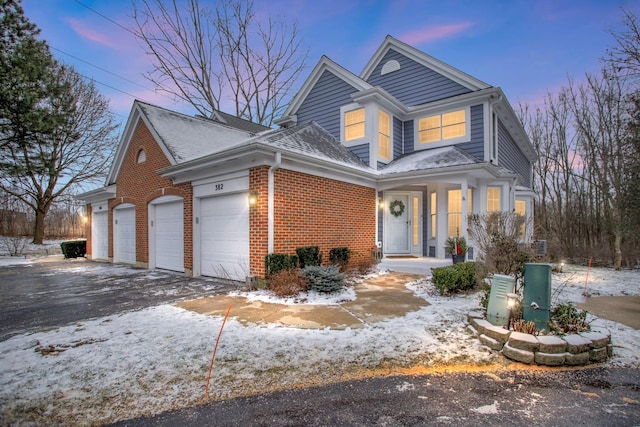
<box><xmin>0</xmin><ymin>258</ymin><xmax>638</xmax><ymax>426</ymax></box>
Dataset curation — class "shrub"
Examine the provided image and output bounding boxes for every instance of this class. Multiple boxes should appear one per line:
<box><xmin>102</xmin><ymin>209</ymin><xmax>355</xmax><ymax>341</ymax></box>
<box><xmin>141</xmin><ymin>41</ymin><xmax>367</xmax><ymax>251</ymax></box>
<box><xmin>60</xmin><ymin>240</ymin><xmax>86</xmax><ymax>258</ymax></box>
<box><xmin>265</xmin><ymin>253</ymin><xmax>299</xmax><ymax>276</ymax></box>
<box><xmin>296</xmin><ymin>246</ymin><xmax>322</xmax><ymax>268</ymax></box>
<box><xmin>301</xmin><ymin>265</ymin><xmax>345</xmax><ymax>293</ymax></box>
<box><xmin>329</xmin><ymin>247</ymin><xmax>350</xmax><ymax>266</ymax></box>
<box><xmin>549</xmin><ymin>303</ymin><xmax>590</xmax><ymax>335</ymax></box>
<box><xmin>432</xmin><ymin>261</ymin><xmax>484</xmax><ymax>296</ymax></box>
<box><xmin>468</xmin><ymin>212</ymin><xmax>535</xmax><ymax>278</ymax></box>
<box><xmin>512</xmin><ymin>319</ymin><xmax>537</xmax><ymax>334</ymax></box>
<box><xmin>268</xmin><ymin>269</ymin><xmax>308</xmax><ymax>297</ymax></box>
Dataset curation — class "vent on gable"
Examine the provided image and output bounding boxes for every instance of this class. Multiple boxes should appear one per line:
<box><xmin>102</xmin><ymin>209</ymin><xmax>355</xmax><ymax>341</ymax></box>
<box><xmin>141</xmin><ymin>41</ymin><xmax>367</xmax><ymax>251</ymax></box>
<box><xmin>136</xmin><ymin>149</ymin><xmax>146</xmax><ymax>164</ymax></box>
<box><xmin>381</xmin><ymin>59</ymin><xmax>400</xmax><ymax>75</ymax></box>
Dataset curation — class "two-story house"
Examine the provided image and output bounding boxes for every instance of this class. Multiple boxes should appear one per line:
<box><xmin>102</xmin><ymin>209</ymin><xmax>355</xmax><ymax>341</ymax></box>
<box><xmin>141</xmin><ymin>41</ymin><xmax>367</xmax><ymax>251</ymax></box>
<box><xmin>79</xmin><ymin>36</ymin><xmax>535</xmax><ymax>281</ymax></box>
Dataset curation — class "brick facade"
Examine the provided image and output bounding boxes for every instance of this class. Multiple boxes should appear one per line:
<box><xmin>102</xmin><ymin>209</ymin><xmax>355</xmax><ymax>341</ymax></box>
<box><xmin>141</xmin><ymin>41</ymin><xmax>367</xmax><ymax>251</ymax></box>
<box><xmin>249</xmin><ymin>167</ymin><xmax>376</xmax><ymax>278</ymax></box>
<box><xmin>107</xmin><ymin>120</ymin><xmax>191</xmax><ymax>271</ymax></box>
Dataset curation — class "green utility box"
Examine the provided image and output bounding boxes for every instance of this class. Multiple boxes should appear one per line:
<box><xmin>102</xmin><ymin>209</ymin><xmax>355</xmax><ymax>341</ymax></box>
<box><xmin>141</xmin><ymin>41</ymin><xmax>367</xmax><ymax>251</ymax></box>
<box><xmin>486</xmin><ymin>274</ymin><xmax>515</xmax><ymax>326</ymax></box>
<box><xmin>523</xmin><ymin>263</ymin><xmax>552</xmax><ymax>331</ymax></box>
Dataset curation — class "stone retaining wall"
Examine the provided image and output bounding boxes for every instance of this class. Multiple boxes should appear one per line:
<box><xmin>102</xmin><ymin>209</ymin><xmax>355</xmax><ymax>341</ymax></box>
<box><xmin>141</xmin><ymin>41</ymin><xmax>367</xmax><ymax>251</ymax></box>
<box><xmin>467</xmin><ymin>312</ymin><xmax>612</xmax><ymax>366</ymax></box>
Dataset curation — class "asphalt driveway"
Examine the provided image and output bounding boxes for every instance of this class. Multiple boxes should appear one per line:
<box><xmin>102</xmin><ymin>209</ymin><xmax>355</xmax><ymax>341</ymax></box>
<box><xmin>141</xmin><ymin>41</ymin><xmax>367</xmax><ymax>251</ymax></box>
<box><xmin>0</xmin><ymin>256</ymin><xmax>238</xmax><ymax>341</ymax></box>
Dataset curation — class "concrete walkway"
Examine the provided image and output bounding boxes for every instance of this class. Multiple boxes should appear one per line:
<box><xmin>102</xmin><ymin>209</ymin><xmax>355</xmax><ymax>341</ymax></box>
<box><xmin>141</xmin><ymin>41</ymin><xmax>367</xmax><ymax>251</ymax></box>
<box><xmin>177</xmin><ymin>272</ymin><xmax>426</xmax><ymax>330</ymax></box>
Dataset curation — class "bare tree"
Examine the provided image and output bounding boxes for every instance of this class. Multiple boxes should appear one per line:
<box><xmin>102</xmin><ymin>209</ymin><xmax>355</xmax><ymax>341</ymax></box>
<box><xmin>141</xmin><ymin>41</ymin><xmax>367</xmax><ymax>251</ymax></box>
<box><xmin>606</xmin><ymin>8</ymin><xmax>640</xmax><ymax>81</ymax></box>
<box><xmin>0</xmin><ymin>64</ymin><xmax>118</xmax><ymax>244</ymax></box>
<box><xmin>132</xmin><ymin>0</ymin><xmax>307</xmax><ymax>126</ymax></box>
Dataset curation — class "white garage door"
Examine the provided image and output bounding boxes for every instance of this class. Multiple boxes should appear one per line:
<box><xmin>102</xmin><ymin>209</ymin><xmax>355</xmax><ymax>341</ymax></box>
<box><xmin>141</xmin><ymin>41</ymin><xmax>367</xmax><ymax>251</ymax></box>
<box><xmin>114</xmin><ymin>206</ymin><xmax>136</xmax><ymax>264</ymax></box>
<box><xmin>200</xmin><ymin>193</ymin><xmax>249</xmax><ymax>281</ymax></box>
<box><xmin>91</xmin><ymin>210</ymin><xmax>109</xmax><ymax>260</ymax></box>
<box><xmin>154</xmin><ymin>200</ymin><xmax>184</xmax><ymax>272</ymax></box>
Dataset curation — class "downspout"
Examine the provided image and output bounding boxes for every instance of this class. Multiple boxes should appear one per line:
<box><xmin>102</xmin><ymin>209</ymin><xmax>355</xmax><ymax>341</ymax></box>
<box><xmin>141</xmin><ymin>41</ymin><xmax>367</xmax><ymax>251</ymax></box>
<box><xmin>268</xmin><ymin>152</ymin><xmax>282</xmax><ymax>253</ymax></box>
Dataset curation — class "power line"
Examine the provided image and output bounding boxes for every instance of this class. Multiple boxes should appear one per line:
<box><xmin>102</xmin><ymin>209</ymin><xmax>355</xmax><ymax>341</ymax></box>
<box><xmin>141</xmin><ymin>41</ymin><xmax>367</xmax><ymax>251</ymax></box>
<box><xmin>51</xmin><ymin>46</ymin><xmax>152</xmax><ymax>92</ymax></box>
<box><xmin>72</xmin><ymin>0</ymin><xmax>137</xmax><ymax>37</ymax></box>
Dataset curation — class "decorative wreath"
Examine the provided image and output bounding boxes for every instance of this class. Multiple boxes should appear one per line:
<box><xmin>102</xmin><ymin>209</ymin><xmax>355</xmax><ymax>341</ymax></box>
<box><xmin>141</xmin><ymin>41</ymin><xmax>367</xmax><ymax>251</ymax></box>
<box><xmin>389</xmin><ymin>199</ymin><xmax>405</xmax><ymax>217</ymax></box>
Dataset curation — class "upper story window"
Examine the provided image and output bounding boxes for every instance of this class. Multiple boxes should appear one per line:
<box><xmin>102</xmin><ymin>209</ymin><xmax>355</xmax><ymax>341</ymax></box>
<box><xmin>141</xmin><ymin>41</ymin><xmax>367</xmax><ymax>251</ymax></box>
<box><xmin>345</xmin><ymin>108</ymin><xmax>365</xmax><ymax>141</ymax></box>
<box><xmin>419</xmin><ymin>109</ymin><xmax>466</xmax><ymax>144</ymax></box>
<box><xmin>378</xmin><ymin>109</ymin><xmax>391</xmax><ymax>160</ymax></box>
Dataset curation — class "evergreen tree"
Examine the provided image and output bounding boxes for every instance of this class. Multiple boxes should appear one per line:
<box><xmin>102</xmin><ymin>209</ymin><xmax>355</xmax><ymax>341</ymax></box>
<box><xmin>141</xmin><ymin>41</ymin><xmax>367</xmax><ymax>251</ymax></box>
<box><xmin>0</xmin><ymin>0</ymin><xmax>118</xmax><ymax>244</ymax></box>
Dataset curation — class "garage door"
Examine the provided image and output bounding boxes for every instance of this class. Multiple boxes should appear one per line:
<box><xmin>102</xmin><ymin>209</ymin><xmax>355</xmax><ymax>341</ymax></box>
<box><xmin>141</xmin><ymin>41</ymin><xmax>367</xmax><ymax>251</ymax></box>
<box><xmin>91</xmin><ymin>210</ymin><xmax>108</xmax><ymax>260</ymax></box>
<box><xmin>153</xmin><ymin>200</ymin><xmax>184</xmax><ymax>272</ymax></box>
<box><xmin>113</xmin><ymin>206</ymin><xmax>136</xmax><ymax>264</ymax></box>
<box><xmin>200</xmin><ymin>193</ymin><xmax>249</xmax><ymax>281</ymax></box>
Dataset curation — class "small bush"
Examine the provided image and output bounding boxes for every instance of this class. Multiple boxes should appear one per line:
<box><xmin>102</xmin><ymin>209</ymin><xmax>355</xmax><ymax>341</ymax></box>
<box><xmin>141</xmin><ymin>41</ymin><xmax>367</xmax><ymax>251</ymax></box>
<box><xmin>512</xmin><ymin>319</ymin><xmax>537</xmax><ymax>334</ymax></box>
<box><xmin>265</xmin><ymin>253</ymin><xmax>299</xmax><ymax>276</ymax></box>
<box><xmin>301</xmin><ymin>265</ymin><xmax>345</xmax><ymax>293</ymax></box>
<box><xmin>329</xmin><ymin>247</ymin><xmax>350</xmax><ymax>266</ymax></box>
<box><xmin>549</xmin><ymin>303</ymin><xmax>590</xmax><ymax>335</ymax></box>
<box><xmin>296</xmin><ymin>246</ymin><xmax>322</xmax><ymax>268</ymax></box>
<box><xmin>60</xmin><ymin>240</ymin><xmax>86</xmax><ymax>258</ymax></box>
<box><xmin>432</xmin><ymin>261</ymin><xmax>484</xmax><ymax>296</ymax></box>
<box><xmin>268</xmin><ymin>269</ymin><xmax>308</xmax><ymax>297</ymax></box>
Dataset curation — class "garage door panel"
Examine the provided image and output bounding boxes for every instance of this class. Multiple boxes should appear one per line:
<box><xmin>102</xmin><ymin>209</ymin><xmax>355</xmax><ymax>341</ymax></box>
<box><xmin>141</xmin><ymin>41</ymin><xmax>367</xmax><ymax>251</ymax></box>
<box><xmin>154</xmin><ymin>201</ymin><xmax>184</xmax><ymax>272</ymax></box>
<box><xmin>114</xmin><ymin>207</ymin><xmax>136</xmax><ymax>264</ymax></box>
<box><xmin>200</xmin><ymin>193</ymin><xmax>249</xmax><ymax>281</ymax></box>
<box><xmin>91</xmin><ymin>211</ymin><xmax>108</xmax><ymax>260</ymax></box>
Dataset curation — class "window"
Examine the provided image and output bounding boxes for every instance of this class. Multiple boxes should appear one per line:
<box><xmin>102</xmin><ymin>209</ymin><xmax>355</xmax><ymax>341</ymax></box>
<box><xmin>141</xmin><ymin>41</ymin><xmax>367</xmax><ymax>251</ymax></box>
<box><xmin>487</xmin><ymin>187</ymin><xmax>501</xmax><ymax>212</ymax></box>
<box><xmin>447</xmin><ymin>189</ymin><xmax>472</xmax><ymax>237</ymax></box>
<box><xmin>345</xmin><ymin>108</ymin><xmax>365</xmax><ymax>141</ymax></box>
<box><xmin>430</xmin><ymin>192</ymin><xmax>436</xmax><ymax>238</ymax></box>
<box><xmin>448</xmin><ymin>189</ymin><xmax>461</xmax><ymax>237</ymax></box>
<box><xmin>515</xmin><ymin>200</ymin><xmax>527</xmax><ymax>238</ymax></box>
<box><xmin>378</xmin><ymin>110</ymin><xmax>390</xmax><ymax>160</ymax></box>
<box><xmin>136</xmin><ymin>149</ymin><xmax>146</xmax><ymax>164</ymax></box>
<box><xmin>419</xmin><ymin>109</ymin><xmax>466</xmax><ymax>144</ymax></box>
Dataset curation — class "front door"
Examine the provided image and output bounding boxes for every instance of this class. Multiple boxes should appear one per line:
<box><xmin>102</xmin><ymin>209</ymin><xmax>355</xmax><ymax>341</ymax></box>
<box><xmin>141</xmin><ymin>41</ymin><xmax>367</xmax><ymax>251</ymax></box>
<box><xmin>384</xmin><ymin>192</ymin><xmax>422</xmax><ymax>255</ymax></box>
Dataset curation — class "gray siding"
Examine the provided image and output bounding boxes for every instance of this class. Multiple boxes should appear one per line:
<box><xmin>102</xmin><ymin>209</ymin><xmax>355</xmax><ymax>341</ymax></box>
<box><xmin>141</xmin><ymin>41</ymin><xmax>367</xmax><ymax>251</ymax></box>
<box><xmin>497</xmin><ymin>119</ymin><xmax>532</xmax><ymax>187</ymax></box>
<box><xmin>455</xmin><ymin>104</ymin><xmax>484</xmax><ymax>160</ymax></box>
<box><xmin>349</xmin><ymin>143</ymin><xmax>370</xmax><ymax>166</ymax></box>
<box><xmin>366</xmin><ymin>49</ymin><xmax>472</xmax><ymax>106</ymax></box>
<box><xmin>403</xmin><ymin>120</ymin><xmax>414</xmax><ymax>155</ymax></box>
<box><xmin>393</xmin><ymin>116</ymin><xmax>403</xmax><ymax>158</ymax></box>
<box><xmin>296</xmin><ymin>70</ymin><xmax>359</xmax><ymax>139</ymax></box>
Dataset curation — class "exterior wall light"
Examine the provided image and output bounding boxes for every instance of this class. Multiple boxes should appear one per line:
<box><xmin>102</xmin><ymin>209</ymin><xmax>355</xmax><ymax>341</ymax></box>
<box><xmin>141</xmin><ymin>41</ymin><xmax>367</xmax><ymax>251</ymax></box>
<box><xmin>248</xmin><ymin>191</ymin><xmax>259</xmax><ymax>207</ymax></box>
<box><xmin>378</xmin><ymin>198</ymin><xmax>384</xmax><ymax>209</ymax></box>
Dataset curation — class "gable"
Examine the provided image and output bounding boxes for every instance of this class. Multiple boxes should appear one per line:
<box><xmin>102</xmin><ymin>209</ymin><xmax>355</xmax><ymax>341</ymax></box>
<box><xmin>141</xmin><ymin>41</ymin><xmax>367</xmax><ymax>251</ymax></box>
<box><xmin>115</xmin><ymin>119</ymin><xmax>175</xmax><ymax>194</ymax></box>
<box><xmin>366</xmin><ymin>49</ymin><xmax>472</xmax><ymax>106</ymax></box>
<box><xmin>296</xmin><ymin>70</ymin><xmax>362</xmax><ymax>139</ymax></box>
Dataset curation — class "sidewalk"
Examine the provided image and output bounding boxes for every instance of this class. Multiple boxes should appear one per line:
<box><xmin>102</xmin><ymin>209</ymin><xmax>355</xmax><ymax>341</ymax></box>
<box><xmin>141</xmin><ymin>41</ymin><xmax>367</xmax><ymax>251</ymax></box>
<box><xmin>177</xmin><ymin>272</ymin><xmax>426</xmax><ymax>330</ymax></box>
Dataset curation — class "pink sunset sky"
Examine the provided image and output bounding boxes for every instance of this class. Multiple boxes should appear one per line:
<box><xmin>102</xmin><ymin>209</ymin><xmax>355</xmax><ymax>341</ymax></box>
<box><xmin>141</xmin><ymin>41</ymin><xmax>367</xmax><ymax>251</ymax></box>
<box><xmin>21</xmin><ymin>0</ymin><xmax>640</xmax><ymax>130</ymax></box>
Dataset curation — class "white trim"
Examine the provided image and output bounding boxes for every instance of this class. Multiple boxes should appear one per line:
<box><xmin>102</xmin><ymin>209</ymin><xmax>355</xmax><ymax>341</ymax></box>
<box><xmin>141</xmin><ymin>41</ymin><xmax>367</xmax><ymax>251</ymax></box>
<box><xmin>280</xmin><ymin>56</ymin><xmax>371</xmax><ymax>120</ymax></box>
<box><xmin>361</xmin><ymin>36</ymin><xmax>490</xmax><ymax>91</ymax></box>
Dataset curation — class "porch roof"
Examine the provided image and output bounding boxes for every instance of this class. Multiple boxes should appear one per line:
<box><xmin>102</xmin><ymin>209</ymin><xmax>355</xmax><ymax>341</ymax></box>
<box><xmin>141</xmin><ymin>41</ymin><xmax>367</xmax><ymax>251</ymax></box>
<box><xmin>378</xmin><ymin>146</ymin><xmax>481</xmax><ymax>176</ymax></box>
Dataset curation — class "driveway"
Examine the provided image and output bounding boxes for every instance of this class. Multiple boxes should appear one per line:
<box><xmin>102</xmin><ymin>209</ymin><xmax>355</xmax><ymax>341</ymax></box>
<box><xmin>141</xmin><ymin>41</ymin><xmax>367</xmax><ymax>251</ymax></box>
<box><xmin>0</xmin><ymin>256</ymin><xmax>237</xmax><ymax>341</ymax></box>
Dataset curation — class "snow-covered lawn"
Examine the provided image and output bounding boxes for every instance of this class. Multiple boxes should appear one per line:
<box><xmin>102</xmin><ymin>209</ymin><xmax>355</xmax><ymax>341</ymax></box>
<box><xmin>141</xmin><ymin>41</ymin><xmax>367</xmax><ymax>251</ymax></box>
<box><xmin>0</xmin><ymin>256</ymin><xmax>638</xmax><ymax>426</ymax></box>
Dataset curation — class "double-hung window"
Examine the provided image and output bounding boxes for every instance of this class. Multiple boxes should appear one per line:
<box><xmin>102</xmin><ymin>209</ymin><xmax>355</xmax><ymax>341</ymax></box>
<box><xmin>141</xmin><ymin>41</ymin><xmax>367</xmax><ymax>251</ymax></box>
<box><xmin>487</xmin><ymin>187</ymin><xmax>501</xmax><ymax>212</ymax></box>
<box><xmin>418</xmin><ymin>109</ymin><xmax>466</xmax><ymax>144</ymax></box>
<box><xmin>447</xmin><ymin>189</ymin><xmax>472</xmax><ymax>237</ymax></box>
<box><xmin>345</xmin><ymin>108</ymin><xmax>365</xmax><ymax>141</ymax></box>
<box><xmin>378</xmin><ymin>110</ymin><xmax>391</xmax><ymax>160</ymax></box>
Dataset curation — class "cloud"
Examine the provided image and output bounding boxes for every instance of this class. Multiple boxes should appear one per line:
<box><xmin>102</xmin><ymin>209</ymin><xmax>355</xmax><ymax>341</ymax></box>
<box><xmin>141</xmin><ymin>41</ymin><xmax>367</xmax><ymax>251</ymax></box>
<box><xmin>400</xmin><ymin>22</ymin><xmax>475</xmax><ymax>45</ymax></box>
<box><xmin>67</xmin><ymin>18</ymin><xmax>117</xmax><ymax>48</ymax></box>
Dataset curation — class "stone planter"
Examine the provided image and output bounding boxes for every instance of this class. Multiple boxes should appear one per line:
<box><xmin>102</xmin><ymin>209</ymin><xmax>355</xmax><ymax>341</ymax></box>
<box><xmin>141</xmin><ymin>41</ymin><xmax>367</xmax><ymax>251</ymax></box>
<box><xmin>467</xmin><ymin>311</ymin><xmax>612</xmax><ymax>366</ymax></box>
